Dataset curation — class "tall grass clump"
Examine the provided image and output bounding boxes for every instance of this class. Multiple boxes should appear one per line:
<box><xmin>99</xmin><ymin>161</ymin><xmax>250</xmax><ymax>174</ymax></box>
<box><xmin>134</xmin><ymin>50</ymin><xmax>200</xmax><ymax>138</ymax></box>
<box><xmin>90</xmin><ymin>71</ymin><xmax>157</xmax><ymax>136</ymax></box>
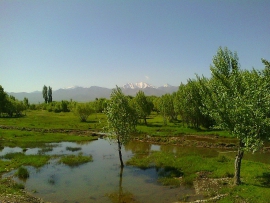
<box><xmin>59</xmin><ymin>153</ymin><xmax>93</xmax><ymax>166</ymax></box>
<box><xmin>16</xmin><ymin>167</ymin><xmax>29</xmax><ymax>179</ymax></box>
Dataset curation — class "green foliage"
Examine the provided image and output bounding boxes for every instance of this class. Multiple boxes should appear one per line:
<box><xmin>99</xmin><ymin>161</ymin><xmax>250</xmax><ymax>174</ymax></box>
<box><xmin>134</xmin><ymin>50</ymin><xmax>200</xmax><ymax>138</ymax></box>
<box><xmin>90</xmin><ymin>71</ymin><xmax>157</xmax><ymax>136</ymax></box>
<box><xmin>73</xmin><ymin>103</ymin><xmax>94</xmax><ymax>122</ymax></box>
<box><xmin>46</xmin><ymin>100</ymin><xmax>71</xmax><ymax>113</ymax></box>
<box><xmin>158</xmin><ymin>93</ymin><xmax>176</xmax><ymax>125</ymax></box>
<box><xmin>105</xmin><ymin>87</ymin><xmax>138</xmax><ymax>145</ymax></box>
<box><xmin>133</xmin><ymin>90</ymin><xmax>153</xmax><ymax>125</ymax></box>
<box><xmin>198</xmin><ymin>47</ymin><xmax>270</xmax><ymax>152</ymax></box>
<box><xmin>93</xmin><ymin>98</ymin><xmax>108</xmax><ymax>113</ymax></box>
<box><xmin>197</xmin><ymin>47</ymin><xmax>270</xmax><ymax>185</ymax></box>
<box><xmin>105</xmin><ymin>87</ymin><xmax>138</xmax><ymax>167</ymax></box>
<box><xmin>175</xmin><ymin>80</ymin><xmax>214</xmax><ymax>128</ymax></box>
<box><xmin>23</xmin><ymin>97</ymin><xmax>29</xmax><ymax>109</ymax></box>
<box><xmin>42</xmin><ymin>85</ymin><xmax>48</xmax><ymax>104</ymax></box>
<box><xmin>0</xmin><ymin>86</ymin><xmax>27</xmax><ymax>117</ymax></box>
<box><xmin>16</xmin><ymin>167</ymin><xmax>29</xmax><ymax>179</ymax></box>
<box><xmin>48</xmin><ymin>86</ymin><xmax>52</xmax><ymax>103</ymax></box>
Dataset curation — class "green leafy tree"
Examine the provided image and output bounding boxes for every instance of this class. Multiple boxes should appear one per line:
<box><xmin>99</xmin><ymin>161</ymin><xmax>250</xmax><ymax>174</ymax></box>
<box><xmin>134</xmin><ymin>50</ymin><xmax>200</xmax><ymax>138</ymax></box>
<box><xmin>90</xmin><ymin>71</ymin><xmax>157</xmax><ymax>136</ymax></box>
<box><xmin>152</xmin><ymin>96</ymin><xmax>161</xmax><ymax>113</ymax></box>
<box><xmin>23</xmin><ymin>97</ymin><xmax>29</xmax><ymax>109</ymax></box>
<box><xmin>4</xmin><ymin>96</ymin><xmax>25</xmax><ymax>117</ymax></box>
<box><xmin>61</xmin><ymin>100</ymin><xmax>70</xmax><ymax>112</ymax></box>
<box><xmin>0</xmin><ymin>85</ymin><xmax>8</xmax><ymax>116</ymax></box>
<box><xmin>48</xmin><ymin>86</ymin><xmax>52</xmax><ymax>103</ymax></box>
<box><xmin>105</xmin><ymin>87</ymin><xmax>137</xmax><ymax>168</ymax></box>
<box><xmin>42</xmin><ymin>85</ymin><xmax>48</xmax><ymax>103</ymax></box>
<box><xmin>198</xmin><ymin>47</ymin><xmax>270</xmax><ymax>185</ymax></box>
<box><xmin>74</xmin><ymin>103</ymin><xmax>94</xmax><ymax>122</ymax></box>
<box><xmin>175</xmin><ymin>80</ymin><xmax>213</xmax><ymax>128</ymax></box>
<box><xmin>133</xmin><ymin>90</ymin><xmax>153</xmax><ymax>125</ymax></box>
<box><xmin>159</xmin><ymin>94</ymin><xmax>176</xmax><ymax>125</ymax></box>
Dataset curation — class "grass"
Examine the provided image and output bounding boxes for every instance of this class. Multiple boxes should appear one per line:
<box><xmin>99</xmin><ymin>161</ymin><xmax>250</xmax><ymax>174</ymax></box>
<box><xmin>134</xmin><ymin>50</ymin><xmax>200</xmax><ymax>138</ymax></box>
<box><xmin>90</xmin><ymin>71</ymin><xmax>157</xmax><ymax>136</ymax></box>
<box><xmin>0</xmin><ymin>128</ymin><xmax>97</xmax><ymax>148</ymax></box>
<box><xmin>58</xmin><ymin>152</ymin><xmax>93</xmax><ymax>166</ymax></box>
<box><xmin>0</xmin><ymin>152</ymin><xmax>50</xmax><ymax>173</ymax></box>
<box><xmin>126</xmin><ymin>149</ymin><xmax>270</xmax><ymax>202</ymax></box>
<box><xmin>0</xmin><ymin>110</ymin><xmax>106</xmax><ymax>130</ymax></box>
<box><xmin>0</xmin><ymin>110</ymin><xmax>230</xmax><ymax>137</ymax></box>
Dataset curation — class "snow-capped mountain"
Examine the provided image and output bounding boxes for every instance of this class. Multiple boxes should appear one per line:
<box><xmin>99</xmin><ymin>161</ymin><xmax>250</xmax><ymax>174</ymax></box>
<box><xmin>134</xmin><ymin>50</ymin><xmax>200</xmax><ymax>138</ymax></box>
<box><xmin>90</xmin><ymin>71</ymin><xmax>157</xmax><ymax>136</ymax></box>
<box><xmin>122</xmin><ymin>82</ymin><xmax>175</xmax><ymax>89</ymax></box>
<box><xmin>8</xmin><ymin>83</ymin><xmax>178</xmax><ymax>103</ymax></box>
<box><xmin>122</xmin><ymin>82</ymin><xmax>156</xmax><ymax>89</ymax></box>
<box><xmin>162</xmin><ymin>83</ymin><xmax>172</xmax><ymax>88</ymax></box>
<box><xmin>61</xmin><ymin>85</ymin><xmax>82</xmax><ymax>90</ymax></box>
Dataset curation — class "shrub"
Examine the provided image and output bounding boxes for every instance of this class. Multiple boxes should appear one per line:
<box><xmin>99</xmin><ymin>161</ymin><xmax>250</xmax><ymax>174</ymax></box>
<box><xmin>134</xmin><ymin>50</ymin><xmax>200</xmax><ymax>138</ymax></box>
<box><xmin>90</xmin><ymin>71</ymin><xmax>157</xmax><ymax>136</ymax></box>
<box><xmin>16</xmin><ymin>167</ymin><xmax>29</xmax><ymax>179</ymax></box>
<box><xmin>73</xmin><ymin>103</ymin><xmax>94</xmax><ymax>122</ymax></box>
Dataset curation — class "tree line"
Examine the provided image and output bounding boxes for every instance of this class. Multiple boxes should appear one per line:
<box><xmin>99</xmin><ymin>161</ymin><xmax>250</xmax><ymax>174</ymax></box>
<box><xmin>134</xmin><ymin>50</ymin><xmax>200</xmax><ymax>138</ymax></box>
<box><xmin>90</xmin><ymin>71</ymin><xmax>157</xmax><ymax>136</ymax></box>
<box><xmin>0</xmin><ymin>86</ymin><xmax>29</xmax><ymax>117</ymax></box>
<box><xmin>104</xmin><ymin>46</ymin><xmax>270</xmax><ymax>186</ymax></box>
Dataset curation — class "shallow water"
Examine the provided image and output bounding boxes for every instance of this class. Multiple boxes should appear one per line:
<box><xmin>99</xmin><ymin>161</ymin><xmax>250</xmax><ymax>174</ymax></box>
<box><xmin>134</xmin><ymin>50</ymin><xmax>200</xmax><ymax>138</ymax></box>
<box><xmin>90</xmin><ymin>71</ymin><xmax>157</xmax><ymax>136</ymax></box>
<box><xmin>1</xmin><ymin>139</ymin><xmax>196</xmax><ymax>203</ymax></box>
<box><xmin>1</xmin><ymin>139</ymin><xmax>270</xmax><ymax>203</ymax></box>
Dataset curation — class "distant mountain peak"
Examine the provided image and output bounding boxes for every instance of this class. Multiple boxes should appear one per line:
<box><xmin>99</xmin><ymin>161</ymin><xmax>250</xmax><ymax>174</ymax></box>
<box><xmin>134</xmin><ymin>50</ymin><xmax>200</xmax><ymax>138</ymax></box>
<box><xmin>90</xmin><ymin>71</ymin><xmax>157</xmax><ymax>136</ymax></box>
<box><xmin>122</xmin><ymin>82</ymin><xmax>156</xmax><ymax>89</ymax></box>
<box><xmin>61</xmin><ymin>85</ymin><xmax>80</xmax><ymax>90</ymax></box>
<box><xmin>163</xmin><ymin>83</ymin><xmax>172</xmax><ymax>87</ymax></box>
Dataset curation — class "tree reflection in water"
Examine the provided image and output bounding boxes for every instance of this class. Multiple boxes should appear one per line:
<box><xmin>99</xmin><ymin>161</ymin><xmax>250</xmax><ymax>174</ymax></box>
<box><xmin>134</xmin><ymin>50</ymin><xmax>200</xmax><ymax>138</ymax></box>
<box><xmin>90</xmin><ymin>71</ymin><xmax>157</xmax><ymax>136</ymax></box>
<box><xmin>107</xmin><ymin>167</ymin><xmax>140</xmax><ymax>203</ymax></box>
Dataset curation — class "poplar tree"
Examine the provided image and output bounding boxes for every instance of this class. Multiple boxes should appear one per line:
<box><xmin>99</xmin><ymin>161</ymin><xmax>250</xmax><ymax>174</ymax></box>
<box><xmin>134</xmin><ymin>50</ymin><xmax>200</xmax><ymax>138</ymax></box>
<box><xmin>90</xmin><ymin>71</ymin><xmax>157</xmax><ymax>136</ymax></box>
<box><xmin>42</xmin><ymin>85</ymin><xmax>48</xmax><ymax>103</ymax></box>
<box><xmin>48</xmin><ymin>86</ymin><xmax>52</xmax><ymax>103</ymax></box>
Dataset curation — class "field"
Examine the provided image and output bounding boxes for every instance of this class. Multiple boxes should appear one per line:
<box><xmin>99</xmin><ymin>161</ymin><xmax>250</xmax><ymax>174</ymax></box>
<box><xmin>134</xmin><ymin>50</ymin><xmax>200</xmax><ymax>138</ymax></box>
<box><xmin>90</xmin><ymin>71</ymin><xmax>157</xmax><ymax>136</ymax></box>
<box><xmin>0</xmin><ymin>110</ymin><xmax>270</xmax><ymax>202</ymax></box>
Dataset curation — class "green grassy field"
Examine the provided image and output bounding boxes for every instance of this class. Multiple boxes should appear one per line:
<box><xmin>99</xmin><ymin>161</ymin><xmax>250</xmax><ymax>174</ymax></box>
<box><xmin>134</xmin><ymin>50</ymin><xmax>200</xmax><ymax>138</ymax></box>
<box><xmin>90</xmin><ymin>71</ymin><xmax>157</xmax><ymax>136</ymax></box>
<box><xmin>126</xmin><ymin>149</ymin><xmax>270</xmax><ymax>202</ymax></box>
<box><xmin>0</xmin><ymin>110</ymin><xmax>106</xmax><ymax>130</ymax></box>
<box><xmin>0</xmin><ymin>110</ymin><xmax>269</xmax><ymax>202</ymax></box>
<box><xmin>0</xmin><ymin>110</ymin><xmax>230</xmax><ymax>137</ymax></box>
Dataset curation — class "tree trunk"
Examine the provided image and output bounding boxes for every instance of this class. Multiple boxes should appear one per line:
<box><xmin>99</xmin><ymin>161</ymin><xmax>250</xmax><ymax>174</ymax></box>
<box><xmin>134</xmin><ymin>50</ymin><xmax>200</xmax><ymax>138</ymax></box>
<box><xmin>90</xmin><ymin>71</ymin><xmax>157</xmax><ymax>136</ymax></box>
<box><xmin>117</xmin><ymin>138</ymin><xmax>124</xmax><ymax>168</ymax></box>
<box><xmin>144</xmin><ymin>117</ymin><xmax>147</xmax><ymax>125</ymax></box>
<box><xmin>234</xmin><ymin>141</ymin><xmax>244</xmax><ymax>185</ymax></box>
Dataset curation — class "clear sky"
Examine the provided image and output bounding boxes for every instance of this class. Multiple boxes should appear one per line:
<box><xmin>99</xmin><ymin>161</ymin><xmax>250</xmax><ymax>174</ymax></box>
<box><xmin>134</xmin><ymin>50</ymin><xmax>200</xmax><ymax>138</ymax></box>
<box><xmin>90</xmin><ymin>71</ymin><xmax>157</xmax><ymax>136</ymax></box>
<box><xmin>1</xmin><ymin>0</ymin><xmax>269</xmax><ymax>93</ymax></box>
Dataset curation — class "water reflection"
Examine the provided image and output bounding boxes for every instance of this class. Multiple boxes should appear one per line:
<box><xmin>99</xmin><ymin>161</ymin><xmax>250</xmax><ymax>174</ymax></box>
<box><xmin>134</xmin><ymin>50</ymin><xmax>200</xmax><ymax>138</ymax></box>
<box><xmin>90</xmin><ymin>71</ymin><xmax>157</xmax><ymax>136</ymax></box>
<box><xmin>106</xmin><ymin>167</ymin><xmax>140</xmax><ymax>203</ymax></box>
<box><xmin>124</xmin><ymin>141</ymin><xmax>151</xmax><ymax>154</ymax></box>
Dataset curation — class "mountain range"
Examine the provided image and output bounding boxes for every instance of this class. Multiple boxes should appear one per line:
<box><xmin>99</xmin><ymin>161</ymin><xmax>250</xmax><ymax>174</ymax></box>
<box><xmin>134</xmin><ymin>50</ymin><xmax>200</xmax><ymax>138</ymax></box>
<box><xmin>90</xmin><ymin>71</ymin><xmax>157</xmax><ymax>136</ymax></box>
<box><xmin>8</xmin><ymin>82</ymin><xmax>179</xmax><ymax>104</ymax></box>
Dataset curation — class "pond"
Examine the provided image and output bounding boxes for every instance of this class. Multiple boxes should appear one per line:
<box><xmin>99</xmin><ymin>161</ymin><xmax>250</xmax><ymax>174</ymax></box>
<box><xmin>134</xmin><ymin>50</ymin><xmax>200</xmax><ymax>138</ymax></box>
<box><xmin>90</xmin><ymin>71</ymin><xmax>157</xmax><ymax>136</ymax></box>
<box><xmin>1</xmin><ymin>138</ymin><xmax>270</xmax><ymax>203</ymax></box>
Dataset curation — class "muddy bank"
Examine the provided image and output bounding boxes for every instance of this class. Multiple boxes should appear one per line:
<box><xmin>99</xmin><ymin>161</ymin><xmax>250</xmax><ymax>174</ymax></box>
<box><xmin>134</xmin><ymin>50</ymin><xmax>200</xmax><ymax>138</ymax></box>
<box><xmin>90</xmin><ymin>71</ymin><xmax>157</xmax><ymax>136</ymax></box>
<box><xmin>133</xmin><ymin>135</ymin><xmax>238</xmax><ymax>149</ymax></box>
<box><xmin>0</xmin><ymin>178</ymin><xmax>50</xmax><ymax>203</ymax></box>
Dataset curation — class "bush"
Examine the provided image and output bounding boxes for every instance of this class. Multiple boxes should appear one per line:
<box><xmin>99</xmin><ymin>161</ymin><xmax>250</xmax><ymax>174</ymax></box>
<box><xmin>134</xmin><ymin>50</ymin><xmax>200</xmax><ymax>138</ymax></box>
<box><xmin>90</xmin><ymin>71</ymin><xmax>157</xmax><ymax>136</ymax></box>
<box><xmin>74</xmin><ymin>103</ymin><xmax>94</xmax><ymax>122</ymax></box>
<box><xmin>16</xmin><ymin>167</ymin><xmax>29</xmax><ymax>179</ymax></box>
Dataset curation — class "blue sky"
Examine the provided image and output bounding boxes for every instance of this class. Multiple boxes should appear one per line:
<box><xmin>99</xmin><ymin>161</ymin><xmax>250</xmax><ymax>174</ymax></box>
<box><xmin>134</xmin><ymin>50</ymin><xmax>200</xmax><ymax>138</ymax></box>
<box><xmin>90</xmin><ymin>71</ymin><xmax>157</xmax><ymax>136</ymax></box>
<box><xmin>1</xmin><ymin>0</ymin><xmax>269</xmax><ymax>93</ymax></box>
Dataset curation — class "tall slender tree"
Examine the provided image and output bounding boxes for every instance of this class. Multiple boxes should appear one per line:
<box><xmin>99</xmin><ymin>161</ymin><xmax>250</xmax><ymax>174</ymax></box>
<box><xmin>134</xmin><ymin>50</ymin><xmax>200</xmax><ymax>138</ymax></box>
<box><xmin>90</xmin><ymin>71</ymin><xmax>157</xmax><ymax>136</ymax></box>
<box><xmin>42</xmin><ymin>85</ymin><xmax>48</xmax><ymax>103</ymax></box>
<box><xmin>48</xmin><ymin>86</ymin><xmax>52</xmax><ymax>103</ymax></box>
